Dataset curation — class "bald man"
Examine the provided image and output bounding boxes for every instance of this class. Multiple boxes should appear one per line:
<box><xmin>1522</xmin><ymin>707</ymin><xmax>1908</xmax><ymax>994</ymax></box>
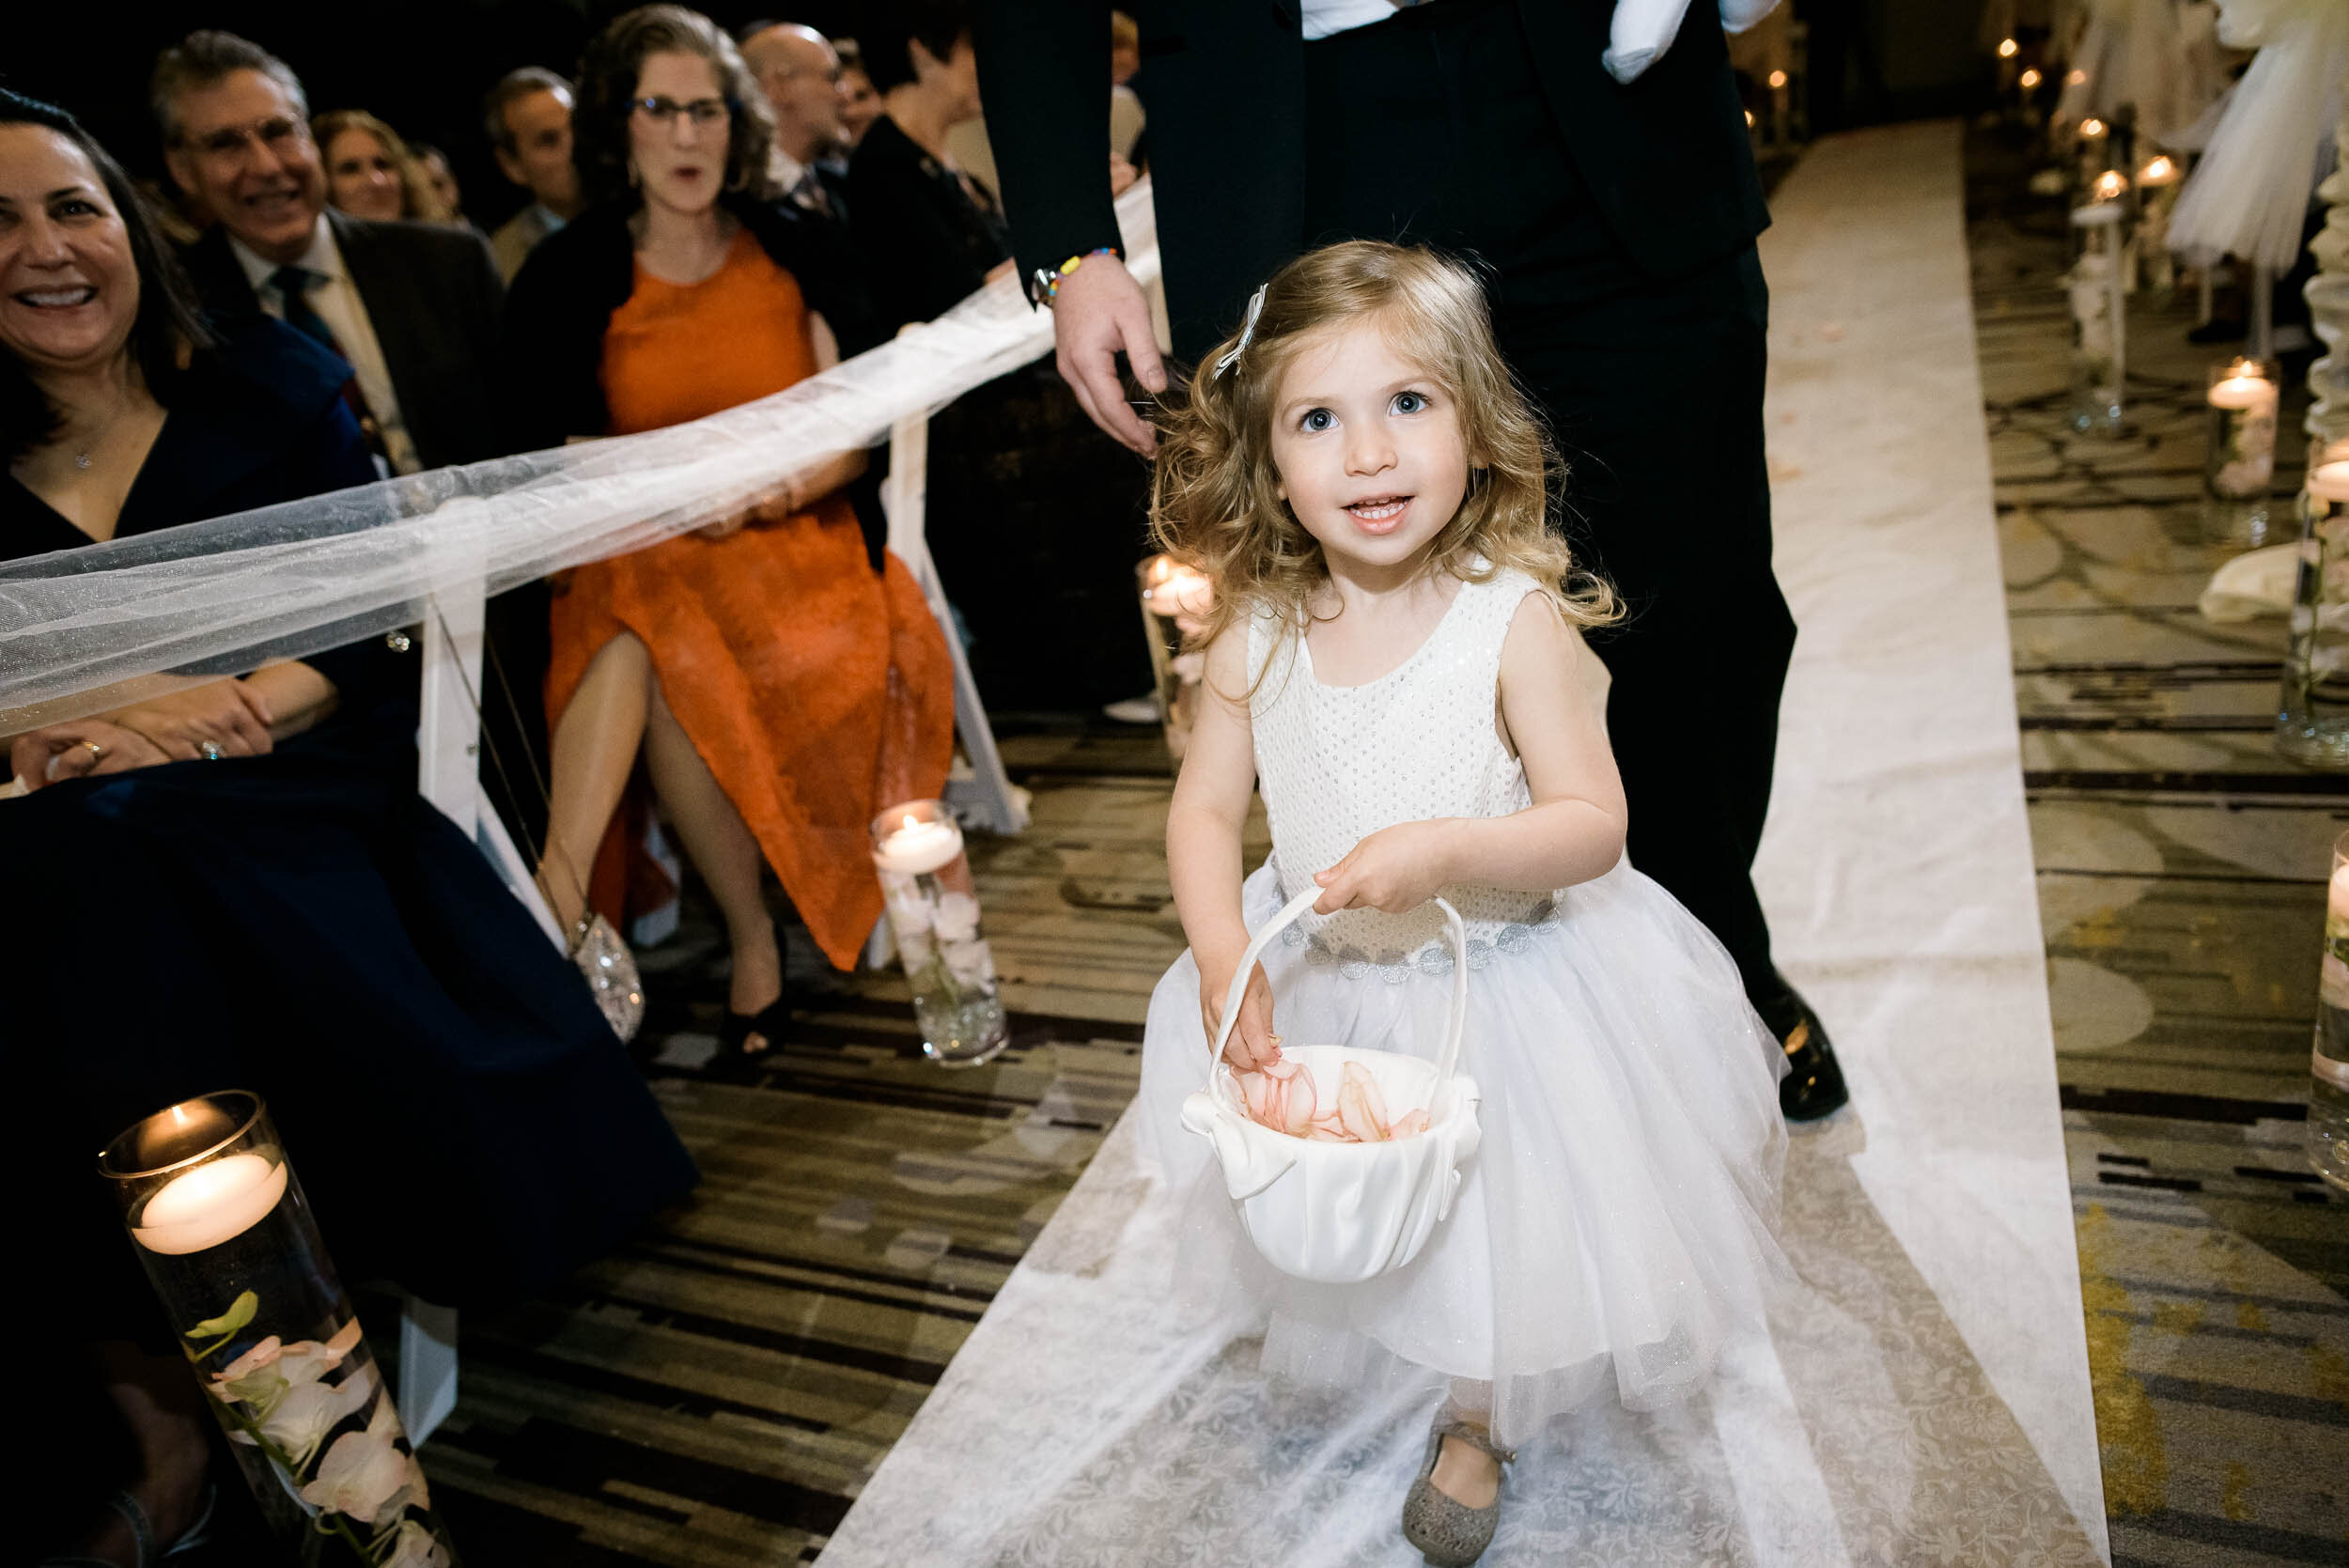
<box><xmin>739</xmin><ymin>21</ymin><xmax>852</xmax><ymax>218</ymax></box>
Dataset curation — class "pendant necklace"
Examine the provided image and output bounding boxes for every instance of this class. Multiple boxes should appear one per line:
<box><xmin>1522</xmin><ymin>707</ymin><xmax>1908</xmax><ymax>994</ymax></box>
<box><xmin>72</xmin><ymin>397</ymin><xmax>123</xmax><ymax>470</ymax></box>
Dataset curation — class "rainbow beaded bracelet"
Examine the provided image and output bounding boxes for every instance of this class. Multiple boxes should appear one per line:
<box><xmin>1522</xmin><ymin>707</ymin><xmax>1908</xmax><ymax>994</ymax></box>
<box><xmin>1032</xmin><ymin>246</ymin><xmax>1121</xmax><ymax>307</ymax></box>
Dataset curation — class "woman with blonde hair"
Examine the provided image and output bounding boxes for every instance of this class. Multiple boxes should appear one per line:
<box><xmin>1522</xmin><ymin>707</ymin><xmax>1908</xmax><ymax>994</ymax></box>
<box><xmin>312</xmin><ymin>107</ymin><xmax>451</xmax><ymax>225</ymax></box>
<box><xmin>1137</xmin><ymin>241</ymin><xmax>1787</xmax><ymax>1564</ymax></box>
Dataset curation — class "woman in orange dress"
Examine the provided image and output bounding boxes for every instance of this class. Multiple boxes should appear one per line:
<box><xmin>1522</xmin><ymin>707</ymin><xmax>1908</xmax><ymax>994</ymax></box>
<box><xmin>506</xmin><ymin>5</ymin><xmax>951</xmax><ymax>1054</ymax></box>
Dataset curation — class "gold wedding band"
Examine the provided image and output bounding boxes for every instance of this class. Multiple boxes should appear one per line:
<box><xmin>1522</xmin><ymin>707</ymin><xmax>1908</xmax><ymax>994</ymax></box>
<box><xmin>82</xmin><ymin>739</ymin><xmax>105</xmax><ymax>762</ymax></box>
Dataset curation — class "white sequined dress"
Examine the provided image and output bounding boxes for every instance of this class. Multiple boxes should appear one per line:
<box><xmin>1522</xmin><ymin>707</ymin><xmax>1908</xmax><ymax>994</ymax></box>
<box><xmin>1135</xmin><ymin>567</ymin><xmax>1791</xmax><ymax>1445</ymax></box>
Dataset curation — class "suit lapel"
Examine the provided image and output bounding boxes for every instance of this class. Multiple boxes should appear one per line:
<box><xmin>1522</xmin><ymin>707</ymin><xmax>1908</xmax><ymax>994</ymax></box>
<box><xmin>328</xmin><ymin>211</ymin><xmax>424</xmax><ymax>417</ymax></box>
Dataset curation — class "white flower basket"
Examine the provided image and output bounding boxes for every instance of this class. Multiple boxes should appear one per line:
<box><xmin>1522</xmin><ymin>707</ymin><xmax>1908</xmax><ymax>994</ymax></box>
<box><xmin>1180</xmin><ymin>889</ymin><xmax>1482</xmax><ymax>1284</ymax></box>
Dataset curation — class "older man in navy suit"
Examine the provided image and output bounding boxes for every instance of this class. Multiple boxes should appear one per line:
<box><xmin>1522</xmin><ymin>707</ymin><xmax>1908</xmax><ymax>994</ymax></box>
<box><xmin>153</xmin><ymin>28</ymin><xmax>548</xmax><ymax>852</ymax></box>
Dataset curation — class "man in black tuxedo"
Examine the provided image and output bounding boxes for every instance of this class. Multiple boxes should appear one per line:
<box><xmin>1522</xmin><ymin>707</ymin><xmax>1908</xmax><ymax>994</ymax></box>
<box><xmin>972</xmin><ymin>0</ymin><xmax>1844</xmax><ymax>1120</ymax></box>
<box><xmin>153</xmin><ymin>29</ymin><xmax>550</xmax><ymax>853</ymax></box>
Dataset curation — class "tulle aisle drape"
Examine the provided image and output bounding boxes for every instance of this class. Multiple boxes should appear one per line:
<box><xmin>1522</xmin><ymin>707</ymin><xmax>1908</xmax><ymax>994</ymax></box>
<box><xmin>0</xmin><ymin>181</ymin><xmax>1161</xmax><ymax>732</ymax></box>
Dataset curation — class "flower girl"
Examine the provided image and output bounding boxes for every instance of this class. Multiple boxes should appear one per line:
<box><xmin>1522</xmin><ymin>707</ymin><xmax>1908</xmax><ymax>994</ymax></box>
<box><xmin>1134</xmin><ymin>241</ymin><xmax>1790</xmax><ymax>1564</ymax></box>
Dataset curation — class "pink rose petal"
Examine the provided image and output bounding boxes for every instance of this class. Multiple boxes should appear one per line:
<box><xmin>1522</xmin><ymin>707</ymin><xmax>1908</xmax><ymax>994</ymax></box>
<box><xmin>1283</xmin><ymin>1073</ymin><xmax>1315</xmax><ymax>1136</ymax></box>
<box><xmin>1336</xmin><ymin>1077</ymin><xmax>1383</xmax><ymax>1142</ymax></box>
<box><xmin>1288</xmin><ymin>1066</ymin><xmax>1318</xmax><ymax>1122</ymax></box>
<box><xmin>1390</xmin><ymin>1110</ymin><xmax>1430</xmax><ymax>1140</ymax></box>
<box><xmin>1239</xmin><ymin>1071</ymin><xmax>1269</xmax><ymax>1123</ymax></box>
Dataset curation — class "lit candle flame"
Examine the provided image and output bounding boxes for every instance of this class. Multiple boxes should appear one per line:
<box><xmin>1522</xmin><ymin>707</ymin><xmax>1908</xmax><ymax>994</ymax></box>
<box><xmin>1998</xmin><ymin>38</ymin><xmax>2018</xmax><ymax>58</ymax></box>
<box><xmin>2019</xmin><ymin>68</ymin><xmax>2042</xmax><ymax>89</ymax></box>
<box><xmin>2079</xmin><ymin>117</ymin><xmax>2106</xmax><ymax>139</ymax></box>
<box><xmin>1744</xmin><ymin>109</ymin><xmax>1755</xmax><ymax>127</ymax></box>
<box><xmin>1767</xmin><ymin>70</ymin><xmax>1787</xmax><ymax>89</ymax></box>
<box><xmin>2092</xmin><ymin>170</ymin><xmax>2126</xmax><ymax>202</ymax></box>
<box><xmin>2067</xmin><ymin>69</ymin><xmax>2088</xmax><ymax>85</ymax></box>
<box><xmin>2139</xmin><ymin>155</ymin><xmax>2173</xmax><ymax>183</ymax></box>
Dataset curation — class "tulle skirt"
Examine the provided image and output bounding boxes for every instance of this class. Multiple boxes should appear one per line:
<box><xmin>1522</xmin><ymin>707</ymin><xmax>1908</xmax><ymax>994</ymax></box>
<box><xmin>1135</xmin><ymin>860</ymin><xmax>1791</xmax><ymax>1448</ymax></box>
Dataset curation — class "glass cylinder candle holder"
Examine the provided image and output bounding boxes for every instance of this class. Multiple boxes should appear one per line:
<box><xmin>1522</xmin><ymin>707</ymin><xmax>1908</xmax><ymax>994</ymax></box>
<box><xmin>2311</xmin><ymin>833</ymin><xmax>2349</xmax><ymax>1191</ymax></box>
<box><xmin>2204</xmin><ymin>357</ymin><xmax>2282</xmax><ymax>546</ymax></box>
<box><xmin>2067</xmin><ymin>202</ymin><xmax>2127</xmax><ymax>436</ymax></box>
<box><xmin>2136</xmin><ymin>155</ymin><xmax>2182</xmax><ymax>297</ymax></box>
<box><xmin>2074</xmin><ymin>116</ymin><xmax>2109</xmax><ymax>187</ymax></box>
<box><xmin>871</xmin><ymin>800</ymin><xmax>1010</xmax><ymax>1067</ymax></box>
<box><xmin>99</xmin><ymin>1091</ymin><xmax>458</xmax><ymax>1566</ymax></box>
<box><xmin>2279</xmin><ymin>452</ymin><xmax>2349</xmax><ymax>769</ymax></box>
<box><xmin>1137</xmin><ymin>554</ymin><xmax>1215</xmax><ymax>765</ymax></box>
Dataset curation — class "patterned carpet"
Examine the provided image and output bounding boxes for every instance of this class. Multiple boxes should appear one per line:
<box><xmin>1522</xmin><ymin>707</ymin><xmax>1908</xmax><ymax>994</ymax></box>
<box><xmin>417</xmin><ymin>726</ymin><xmax>1239</xmax><ymax>1565</ymax></box>
<box><xmin>405</xmin><ymin>130</ymin><xmax>2347</xmax><ymax>1565</ymax></box>
<box><xmin>1966</xmin><ymin>125</ymin><xmax>2348</xmax><ymax>1563</ymax></box>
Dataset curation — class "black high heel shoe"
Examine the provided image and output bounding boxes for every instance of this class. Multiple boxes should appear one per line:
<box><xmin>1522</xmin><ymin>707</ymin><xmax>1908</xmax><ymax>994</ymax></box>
<box><xmin>718</xmin><ymin>997</ymin><xmax>793</xmax><ymax>1058</ymax></box>
<box><xmin>718</xmin><ymin>920</ymin><xmax>792</xmax><ymax>1058</ymax></box>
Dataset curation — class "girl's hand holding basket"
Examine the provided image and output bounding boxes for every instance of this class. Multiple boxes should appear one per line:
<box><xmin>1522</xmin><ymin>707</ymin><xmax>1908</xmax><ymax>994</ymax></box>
<box><xmin>1199</xmin><ymin>953</ymin><xmax>1280</xmax><ymax>1072</ymax></box>
<box><xmin>1179</xmin><ymin>886</ymin><xmax>1483</xmax><ymax>1283</ymax></box>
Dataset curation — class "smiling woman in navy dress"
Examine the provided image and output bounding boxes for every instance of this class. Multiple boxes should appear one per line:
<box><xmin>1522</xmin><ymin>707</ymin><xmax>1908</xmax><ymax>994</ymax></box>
<box><xmin>0</xmin><ymin>90</ymin><xmax>693</xmax><ymax>1565</ymax></box>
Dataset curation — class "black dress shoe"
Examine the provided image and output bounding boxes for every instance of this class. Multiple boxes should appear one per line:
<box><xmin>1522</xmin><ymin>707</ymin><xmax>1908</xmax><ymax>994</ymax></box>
<box><xmin>1778</xmin><ymin>1001</ymin><xmax>1849</xmax><ymax>1122</ymax></box>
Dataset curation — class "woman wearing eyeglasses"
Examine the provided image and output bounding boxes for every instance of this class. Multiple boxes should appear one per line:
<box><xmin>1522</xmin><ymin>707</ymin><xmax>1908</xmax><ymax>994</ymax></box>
<box><xmin>505</xmin><ymin>3</ymin><xmax>954</xmax><ymax>1058</ymax></box>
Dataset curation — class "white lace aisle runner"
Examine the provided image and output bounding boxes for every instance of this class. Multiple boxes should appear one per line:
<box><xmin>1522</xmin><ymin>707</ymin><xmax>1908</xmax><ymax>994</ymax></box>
<box><xmin>817</xmin><ymin>121</ymin><xmax>2108</xmax><ymax>1567</ymax></box>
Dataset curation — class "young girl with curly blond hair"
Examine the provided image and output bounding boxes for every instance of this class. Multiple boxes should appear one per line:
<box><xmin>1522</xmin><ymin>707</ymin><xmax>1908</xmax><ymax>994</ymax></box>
<box><xmin>1133</xmin><ymin>241</ymin><xmax>1789</xmax><ymax>1565</ymax></box>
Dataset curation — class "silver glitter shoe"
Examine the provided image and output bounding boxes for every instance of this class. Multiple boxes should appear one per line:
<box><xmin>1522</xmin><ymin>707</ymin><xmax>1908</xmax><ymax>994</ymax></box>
<box><xmin>1400</xmin><ymin>1407</ymin><xmax>1516</xmax><ymax>1566</ymax></box>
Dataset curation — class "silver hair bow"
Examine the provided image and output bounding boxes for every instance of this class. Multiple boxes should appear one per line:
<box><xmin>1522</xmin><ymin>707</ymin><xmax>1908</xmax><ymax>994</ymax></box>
<box><xmin>1213</xmin><ymin>286</ymin><xmax>1268</xmax><ymax>380</ymax></box>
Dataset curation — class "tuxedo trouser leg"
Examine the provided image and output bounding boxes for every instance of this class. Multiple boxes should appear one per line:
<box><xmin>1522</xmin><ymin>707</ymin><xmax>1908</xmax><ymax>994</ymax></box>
<box><xmin>1299</xmin><ymin>0</ymin><xmax>1799</xmax><ymax>1025</ymax></box>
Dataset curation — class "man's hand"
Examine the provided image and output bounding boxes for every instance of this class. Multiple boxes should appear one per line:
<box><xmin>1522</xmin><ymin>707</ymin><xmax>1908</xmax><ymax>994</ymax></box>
<box><xmin>1050</xmin><ymin>254</ymin><xmax>1166</xmax><ymax>456</ymax></box>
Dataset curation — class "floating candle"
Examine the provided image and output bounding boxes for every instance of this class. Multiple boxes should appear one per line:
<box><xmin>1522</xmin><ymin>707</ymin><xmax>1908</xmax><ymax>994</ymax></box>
<box><xmin>1143</xmin><ymin>555</ymin><xmax>1215</xmax><ymax>620</ymax></box>
<box><xmin>873</xmin><ymin>811</ymin><xmax>963</xmax><ymax>876</ymax></box>
<box><xmin>134</xmin><ymin>1152</ymin><xmax>289</xmax><ymax>1255</ymax></box>
<box><xmin>2207</xmin><ymin>368</ymin><xmax>2278</xmax><ymax>412</ymax></box>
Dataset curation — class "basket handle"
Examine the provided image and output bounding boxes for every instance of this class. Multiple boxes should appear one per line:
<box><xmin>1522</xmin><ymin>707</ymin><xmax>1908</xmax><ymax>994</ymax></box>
<box><xmin>1206</xmin><ymin>887</ymin><xmax>1470</xmax><ymax>1090</ymax></box>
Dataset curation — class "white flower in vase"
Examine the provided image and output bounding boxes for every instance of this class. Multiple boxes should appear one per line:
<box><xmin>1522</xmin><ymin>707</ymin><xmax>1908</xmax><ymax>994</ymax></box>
<box><xmin>210</xmin><ymin>1336</ymin><xmax>289</xmax><ymax>1408</ymax></box>
<box><xmin>381</xmin><ymin>1520</ymin><xmax>451</xmax><ymax>1568</ymax></box>
<box><xmin>895</xmin><ymin>924</ymin><xmax>937</xmax><ymax>969</ymax></box>
<box><xmin>301</xmin><ymin>1428</ymin><xmax>412</xmax><ymax>1524</ymax></box>
<box><xmin>2214</xmin><ymin>456</ymin><xmax>2272</xmax><ymax>495</ymax></box>
<box><xmin>212</xmin><ymin>1320</ymin><xmax>357</xmax><ymax>1408</ymax></box>
<box><xmin>260</xmin><ymin>1358</ymin><xmax>377</xmax><ymax>1467</ymax></box>
<box><xmin>882</xmin><ymin>874</ymin><xmax>934</xmax><ymax>935</ymax></box>
<box><xmin>944</xmin><ymin>936</ymin><xmax>997</xmax><ymax>987</ymax></box>
<box><xmin>933</xmin><ymin>892</ymin><xmax>982</xmax><ymax>944</ymax></box>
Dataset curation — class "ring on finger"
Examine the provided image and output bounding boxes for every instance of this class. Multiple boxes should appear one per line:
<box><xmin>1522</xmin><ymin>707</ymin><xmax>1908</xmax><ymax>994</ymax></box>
<box><xmin>199</xmin><ymin>741</ymin><xmax>226</xmax><ymax>761</ymax></box>
<box><xmin>81</xmin><ymin>739</ymin><xmax>105</xmax><ymax>762</ymax></box>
